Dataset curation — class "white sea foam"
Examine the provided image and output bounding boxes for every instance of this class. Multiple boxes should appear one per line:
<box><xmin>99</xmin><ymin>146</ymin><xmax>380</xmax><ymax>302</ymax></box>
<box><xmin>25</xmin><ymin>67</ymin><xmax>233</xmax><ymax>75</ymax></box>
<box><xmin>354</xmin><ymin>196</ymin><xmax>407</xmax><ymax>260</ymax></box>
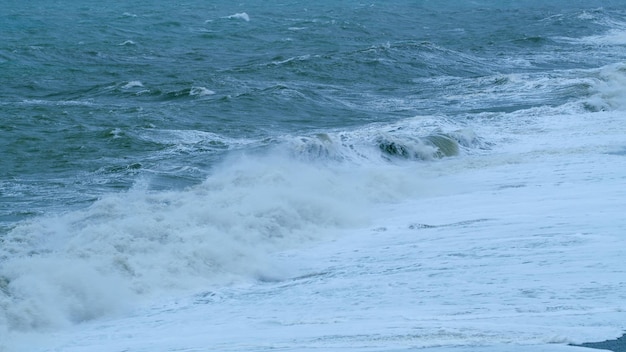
<box><xmin>122</xmin><ymin>81</ymin><xmax>144</xmax><ymax>89</ymax></box>
<box><xmin>586</xmin><ymin>62</ymin><xmax>626</xmax><ymax>110</ymax></box>
<box><xmin>577</xmin><ymin>11</ymin><xmax>595</xmax><ymax>20</ymax></box>
<box><xmin>2</xmin><ymin>149</ymin><xmax>432</xmax><ymax>331</ymax></box>
<box><xmin>19</xmin><ymin>99</ymin><xmax>97</xmax><ymax>107</ymax></box>
<box><xmin>277</xmin><ymin>116</ymin><xmax>483</xmax><ymax>164</ymax></box>
<box><xmin>270</xmin><ymin>54</ymin><xmax>311</xmax><ymax>66</ymax></box>
<box><xmin>226</xmin><ymin>12</ymin><xmax>250</xmax><ymax>22</ymax></box>
<box><xmin>0</xmin><ymin>111</ymin><xmax>486</xmax><ymax>334</ymax></box>
<box><xmin>5</xmin><ymin>109</ymin><xmax>625</xmax><ymax>352</ymax></box>
<box><xmin>138</xmin><ymin>129</ymin><xmax>236</xmax><ymax>146</ymax></box>
<box><xmin>3</xmin><ymin>70</ymin><xmax>625</xmax><ymax>350</ymax></box>
<box><xmin>189</xmin><ymin>86</ymin><xmax>215</xmax><ymax>96</ymax></box>
<box><xmin>2</xmin><ymin>102</ymin><xmax>620</xmax><ymax>336</ymax></box>
<box><xmin>579</xmin><ymin>29</ymin><xmax>626</xmax><ymax>45</ymax></box>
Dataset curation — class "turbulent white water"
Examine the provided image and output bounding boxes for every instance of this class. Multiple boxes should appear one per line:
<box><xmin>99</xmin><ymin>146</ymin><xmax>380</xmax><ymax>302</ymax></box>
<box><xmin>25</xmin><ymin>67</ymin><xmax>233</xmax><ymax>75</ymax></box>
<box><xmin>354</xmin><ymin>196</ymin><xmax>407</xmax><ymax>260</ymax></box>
<box><xmin>3</xmin><ymin>101</ymin><xmax>626</xmax><ymax>351</ymax></box>
<box><xmin>2</xmin><ymin>2</ymin><xmax>626</xmax><ymax>351</ymax></box>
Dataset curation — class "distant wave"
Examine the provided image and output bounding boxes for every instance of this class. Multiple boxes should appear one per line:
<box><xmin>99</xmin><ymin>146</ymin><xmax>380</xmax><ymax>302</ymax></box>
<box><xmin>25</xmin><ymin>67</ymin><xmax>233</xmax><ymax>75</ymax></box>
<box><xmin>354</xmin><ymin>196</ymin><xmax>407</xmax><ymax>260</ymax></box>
<box><xmin>225</xmin><ymin>12</ymin><xmax>250</xmax><ymax>22</ymax></box>
<box><xmin>18</xmin><ymin>99</ymin><xmax>98</xmax><ymax>107</ymax></box>
<box><xmin>189</xmin><ymin>86</ymin><xmax>216</xmax><ymax>97</ymax></box>
<box><xmin>122</xmin><ymin>81</ymin><xmax>144</xmax><ymax>89</ymax></box>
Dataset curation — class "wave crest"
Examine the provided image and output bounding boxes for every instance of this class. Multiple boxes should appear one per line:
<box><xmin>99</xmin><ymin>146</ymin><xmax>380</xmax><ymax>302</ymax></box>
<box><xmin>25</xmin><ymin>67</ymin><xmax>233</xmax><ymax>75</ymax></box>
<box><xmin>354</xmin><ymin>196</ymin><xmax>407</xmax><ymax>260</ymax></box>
<box><xmin>585</xmin><ymin>63</ymin><xmax>626</xmax><ymax>111</ymax></box>
<box><xmin>281</xmin><ymin>118</ymin><xmax>483</xmax><ymax>163</ymax></box>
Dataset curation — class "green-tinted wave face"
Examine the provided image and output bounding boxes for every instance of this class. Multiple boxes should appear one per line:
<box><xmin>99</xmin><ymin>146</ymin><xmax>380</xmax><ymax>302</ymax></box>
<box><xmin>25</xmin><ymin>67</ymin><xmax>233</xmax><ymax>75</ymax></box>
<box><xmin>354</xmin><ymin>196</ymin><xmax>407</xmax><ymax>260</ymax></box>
<box><xmin>425</xmin><ymin>135</ymin><xmax>460</xmax><ymax>158</ymax></box>
<box><xmin>377</xmin><ymin>134</ymin><xmax>459</xmax><ymax>160</ymax></box>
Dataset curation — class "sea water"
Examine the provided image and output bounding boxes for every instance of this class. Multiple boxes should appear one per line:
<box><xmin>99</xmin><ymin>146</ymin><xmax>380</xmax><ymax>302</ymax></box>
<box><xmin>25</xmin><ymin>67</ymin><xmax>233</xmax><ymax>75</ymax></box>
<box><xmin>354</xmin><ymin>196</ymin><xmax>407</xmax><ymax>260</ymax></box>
<box><xmin>1</xmin><ymin>1</ymin><xmax>626</xmax><ymax>351</ymax></box>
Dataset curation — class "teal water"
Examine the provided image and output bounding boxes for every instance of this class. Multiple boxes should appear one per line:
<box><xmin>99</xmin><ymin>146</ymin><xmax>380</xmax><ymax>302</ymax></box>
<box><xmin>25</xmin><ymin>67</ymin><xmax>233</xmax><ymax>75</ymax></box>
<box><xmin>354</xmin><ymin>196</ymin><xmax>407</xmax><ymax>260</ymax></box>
<box><xmin>1</xmin><ymin>1</ymin><xmax>625</xmax><ymax>226</ymax></box>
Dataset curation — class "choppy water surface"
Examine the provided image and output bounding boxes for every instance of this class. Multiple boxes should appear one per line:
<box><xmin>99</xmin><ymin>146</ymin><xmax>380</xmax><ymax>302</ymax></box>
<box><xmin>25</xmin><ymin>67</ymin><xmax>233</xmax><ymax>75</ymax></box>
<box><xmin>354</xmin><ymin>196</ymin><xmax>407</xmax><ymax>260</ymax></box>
<box><xmin>2</xmin><ymin>1</ymin><xmax>624</xmax><ymax>225</ymax></box>
<box><xmin>1</xmin><ymin>2</ymin><xmax>626</xmax><ymax>349</ymax></box>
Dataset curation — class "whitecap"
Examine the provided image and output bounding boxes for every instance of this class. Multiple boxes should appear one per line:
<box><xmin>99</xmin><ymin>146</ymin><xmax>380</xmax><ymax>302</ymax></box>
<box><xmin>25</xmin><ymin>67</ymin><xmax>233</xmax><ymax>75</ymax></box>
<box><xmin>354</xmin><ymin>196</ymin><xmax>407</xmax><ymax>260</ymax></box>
<box><xmin>270</xmin><ymin>54</ymin><xmax>310</xmax><ymax>66</ymax></box>
<box><xmin>226</xmin><ymin>12</ymin><xmax>250</xmax><ymax>22</ymax></box>
<box><xmin>122</xmin><ymin>81</ymin><xmax>144</xmax><ymax>89</ymax></box>
<box><xmin>578</xmin><ymin>29</ymin><xmax>626</xmax><ymax>46</ymax></box>
<box><xmin>108</xmin><ymin>128</ymin><xmax>123</xmax><ymax>139</ymax></box>
<box><xmin>586</xmin><ymin>63</ymin><xmax>626</xmax><ymax>110</ymax></box>
<box><xmin>189</xmin><ymin>86</ymin><xmax>215</xmax><ymax>97</ymax></box>
<box><xmin>577</xmin><ymin>11</ymin><xmax>595</xmax><ymax>20</ymax></box>
<box><xmin>19</xmin><ymin>99</ymin><xmax>96</xmax><ymax>107</ymax></box>
<box><xmin>118</xmin><ymin>40</ymin><xmax>136</xmax><ymax>46</ymax></box>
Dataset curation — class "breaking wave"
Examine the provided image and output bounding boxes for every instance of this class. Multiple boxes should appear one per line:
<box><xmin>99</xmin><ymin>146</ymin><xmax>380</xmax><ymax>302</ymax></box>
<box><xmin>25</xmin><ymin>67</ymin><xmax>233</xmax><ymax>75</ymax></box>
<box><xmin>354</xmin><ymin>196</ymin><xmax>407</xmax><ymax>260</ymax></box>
<box><xmin>0</xmin><ymin>115</ymin><xmax>482</xmax><ymax>332</ymax></box>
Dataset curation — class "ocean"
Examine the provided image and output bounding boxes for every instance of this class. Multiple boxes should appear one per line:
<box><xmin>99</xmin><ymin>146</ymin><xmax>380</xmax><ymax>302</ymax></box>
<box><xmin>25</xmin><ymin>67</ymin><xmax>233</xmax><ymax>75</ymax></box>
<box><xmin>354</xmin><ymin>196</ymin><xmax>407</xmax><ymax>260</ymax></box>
<box><xmin>1</xmin><ymin>1</ymin><xmax>626</xmax><ymax>351</ymax></box>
